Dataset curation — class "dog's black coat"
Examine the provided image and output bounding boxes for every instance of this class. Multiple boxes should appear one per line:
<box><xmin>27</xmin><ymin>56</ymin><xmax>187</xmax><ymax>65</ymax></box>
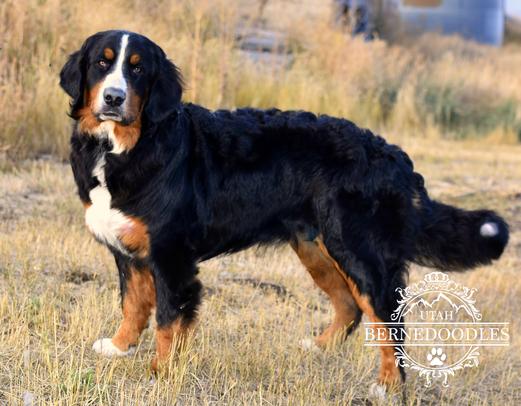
<box><xmin>62</xmin><ymin>31</ymin><xmax>509</xmax><ymax>371</ymax></box>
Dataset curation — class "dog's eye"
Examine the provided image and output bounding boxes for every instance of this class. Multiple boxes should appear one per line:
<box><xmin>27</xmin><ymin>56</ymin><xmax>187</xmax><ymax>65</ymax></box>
<box><xmin>132</xmin><ymin>65</ymin><xmax>142</xmax><ymax>74</ymax></box>
<box><xmin>97</xmin><ymin>60</ymin><xmax>109</xmax><ymax>69</ymax></box>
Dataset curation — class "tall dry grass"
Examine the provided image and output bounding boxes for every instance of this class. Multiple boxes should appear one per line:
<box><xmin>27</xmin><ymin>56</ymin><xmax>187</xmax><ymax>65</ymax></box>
<box><xmin>1</xmin><ymin>139</ymin><xmax>520</xmax><ymax>404</ymax></box>
<box><xmin>1</xmin><ymin>0</ymin><xmax>521</xmax><ymax>159</ymax></box>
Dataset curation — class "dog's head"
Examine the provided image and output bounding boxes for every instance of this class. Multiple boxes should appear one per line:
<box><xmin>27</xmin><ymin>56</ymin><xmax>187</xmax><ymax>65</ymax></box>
<box><xmin>60</xmin><ymin>30</ymin><xmax>183</xmax><ymax>130</ymax></box>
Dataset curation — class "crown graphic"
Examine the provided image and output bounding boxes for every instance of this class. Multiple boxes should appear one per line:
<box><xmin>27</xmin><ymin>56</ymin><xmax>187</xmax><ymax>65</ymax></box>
<box><xmin>424</xmin><ymin>272</ymin><xmax>450</xmax><ymax>283</ymax></box>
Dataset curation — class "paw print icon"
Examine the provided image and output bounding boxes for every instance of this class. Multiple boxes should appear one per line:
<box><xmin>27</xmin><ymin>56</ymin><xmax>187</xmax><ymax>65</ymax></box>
<box><xmin>427</xmin><ymin>347</ymin><xmax>447</xmax><ymax>367</ymax></box>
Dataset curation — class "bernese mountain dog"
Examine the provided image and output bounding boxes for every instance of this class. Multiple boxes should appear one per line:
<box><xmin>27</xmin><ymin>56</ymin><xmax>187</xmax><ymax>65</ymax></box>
<box><xmin>59</xmin><ymin>30</ymin><xmax>509</xmax><ymax>389</ymax></box>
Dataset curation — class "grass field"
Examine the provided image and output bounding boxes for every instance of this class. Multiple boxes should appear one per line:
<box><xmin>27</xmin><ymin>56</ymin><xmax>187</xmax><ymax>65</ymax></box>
<box><xmin>1</xmin><ymin>138</ymin><xmax>520</xmax><ymax>405</ymax></box>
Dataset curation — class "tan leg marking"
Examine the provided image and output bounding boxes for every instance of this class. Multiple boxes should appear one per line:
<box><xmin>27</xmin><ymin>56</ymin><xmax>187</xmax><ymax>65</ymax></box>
<box><xmin>111</xmin><ymin>266</ymin><xmax>156</xmax><ymax>351</ymax></box>
<box><xmin>151</xmin><ymin>318</ymin><xmax>196</xmax><ymax>372</ymax></box>
<box><xmin>291</xmin><ymin>238</ymin><xmax>360</xmax><ymax>347</ymax></box>
<box><xmin>315</xmin><ymin>240</ymin><xmax>402</xmax><ymax>386</ymax></box>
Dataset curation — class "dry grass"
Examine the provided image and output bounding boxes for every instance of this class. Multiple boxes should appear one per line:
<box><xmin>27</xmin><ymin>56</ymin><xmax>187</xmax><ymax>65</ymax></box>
<box><xmin>1</xmin><ymin>0</ymin><xmax>521</xmax><ymax>159</ymax></box>
<box><xmin>1</xmin><ymin>138</ymin><xmax>520</xmax><ymax>405</ymax></box>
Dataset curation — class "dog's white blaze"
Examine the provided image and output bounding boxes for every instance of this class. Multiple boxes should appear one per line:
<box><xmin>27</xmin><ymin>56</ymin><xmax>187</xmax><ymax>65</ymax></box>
<box><xmin>92</xmin><ymin>338</ymin><xmax>135</xmax><ymax>357</ymax></box>
<box><xmin>480</xmin><ymin>222</ymin><xmax>499</xmax><ymax>237</ymax></box>
<box><xmin>85</xmin><ymin>154</ymin><xmax>131</xmax><ymax>254</ymax></box>
<box><xmin>95</xmin><ymin>34</ymin><xmax>130</xmax><ymax>114</ymax></box>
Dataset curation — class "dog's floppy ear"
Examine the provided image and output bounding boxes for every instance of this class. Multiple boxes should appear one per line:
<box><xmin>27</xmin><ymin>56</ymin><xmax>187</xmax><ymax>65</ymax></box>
<box><xmin>60</xmin><ymin>33</ymin><xmax>103</xmax><ymax>113</ymax></box>
<box><xmin>145</xmin><ymin>48</ymin><xmax>183</xmax><ymax>124</ymax></box>
<box><xmin>59</xmin><ymin>50</ymin><xmax>84</xmax><ymax>106</ymax></box>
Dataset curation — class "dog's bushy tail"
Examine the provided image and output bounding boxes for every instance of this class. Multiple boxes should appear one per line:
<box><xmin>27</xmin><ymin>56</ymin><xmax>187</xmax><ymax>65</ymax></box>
<box><xmin>413</xmin><ymin>200</ymin><xmax>509</xmax><ymax>271</ymax></box>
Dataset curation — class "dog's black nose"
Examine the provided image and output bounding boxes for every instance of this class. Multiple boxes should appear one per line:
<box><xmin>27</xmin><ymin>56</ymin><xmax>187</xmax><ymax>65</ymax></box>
<box><xmin>103</xmin><ymin>87</ymin><xmax>126</xmax><ymax>107</ymax></box>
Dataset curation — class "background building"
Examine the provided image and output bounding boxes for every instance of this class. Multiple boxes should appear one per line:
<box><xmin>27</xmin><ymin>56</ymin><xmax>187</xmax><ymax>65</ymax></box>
<box><xmin>340</xmin><ymin>0</ymin><xmax>507</xmax><ymax>45</ymax></box>
<box><xmin>386</xmin><ymin>0</ymin><xmax>505</xmax><ymax>46</ymax></box>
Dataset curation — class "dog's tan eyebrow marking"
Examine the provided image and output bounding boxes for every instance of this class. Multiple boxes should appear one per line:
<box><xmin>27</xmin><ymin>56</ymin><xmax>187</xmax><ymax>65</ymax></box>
<box><xmin>104</xmin><ymin>48</ymin><xmax>115</xmax><ymax>60</ymax></box>
<box><xmin>130</xmin><ymin>54</ymin><xmax>141</xmax><ymax>65</ymax></box>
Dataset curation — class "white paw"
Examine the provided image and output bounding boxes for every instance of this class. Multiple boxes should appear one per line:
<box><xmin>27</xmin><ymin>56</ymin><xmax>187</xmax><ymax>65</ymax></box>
<box><xmin>480</xmin><ymin>222</ymin><xmax>498</xmax><ymax>237</ymax></box>
<box><xmin>369</xmin><ymin>382</ymin><xmax>387</xmax><ymax>401</ymax></box>
<box><xmin>92</xmin><ymin>338</ymin><xmax>135</xmax><ymax>357</ymax></box>
<box><xmin>299</xmin><ymin>338</ymin><xmax>320</xmax><ymax>352</ymax></box>
<box><xmin>369</xmin><ymin>382</ymin><xmax>401</xmax><ymax>405</ymax></box>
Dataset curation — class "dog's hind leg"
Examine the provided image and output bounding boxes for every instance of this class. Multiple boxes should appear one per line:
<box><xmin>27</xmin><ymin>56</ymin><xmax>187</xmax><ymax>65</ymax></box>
<box><xmin>93</xmin><ymin>256</ymin><xmax>156</xmax><ymax>357</ymax></box>
<box><xmin>290</xmin><ymin>236</ymin><xmax>361</xmax><ymax>347</ymax></box>
<box><xmin>313</xmin><ymin>191</ymin><xmax>408</xmax><ymax>389</ymax></box>
<box><xmin>306</xmin><ymin>183</ymin><xmax>407</xmax><ymax>387</ymax></box>
<box><xmin>312</xmin><ymin>241</ymin><xmax>405</xmax><ymax>387</ymax></box>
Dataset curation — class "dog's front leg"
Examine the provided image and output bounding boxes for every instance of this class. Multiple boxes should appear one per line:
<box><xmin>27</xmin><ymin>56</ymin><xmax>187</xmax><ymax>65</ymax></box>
<box><xmin>93</xmin><ymin>255</ymin><xmax>156</xmax><ymax>356</ymax></box>
<box><xmin>151</xmin><ymin>253</ymin><xmax>202</xmax><ymax>371</ymax></box>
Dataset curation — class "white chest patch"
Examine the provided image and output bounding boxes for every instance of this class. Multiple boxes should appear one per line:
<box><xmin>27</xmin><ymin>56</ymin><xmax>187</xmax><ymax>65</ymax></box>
<box><xmin>85</xmin><ymin>154</ymin><xmax>131</xmax><ymax>254</ymax></box>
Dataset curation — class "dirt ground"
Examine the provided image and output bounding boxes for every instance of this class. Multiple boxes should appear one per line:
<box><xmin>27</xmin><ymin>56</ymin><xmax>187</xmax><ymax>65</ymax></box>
<box><xmin>0</xmin><ymin>138</ymin><xmax>520</xmax><ymax>405</ymax></box>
